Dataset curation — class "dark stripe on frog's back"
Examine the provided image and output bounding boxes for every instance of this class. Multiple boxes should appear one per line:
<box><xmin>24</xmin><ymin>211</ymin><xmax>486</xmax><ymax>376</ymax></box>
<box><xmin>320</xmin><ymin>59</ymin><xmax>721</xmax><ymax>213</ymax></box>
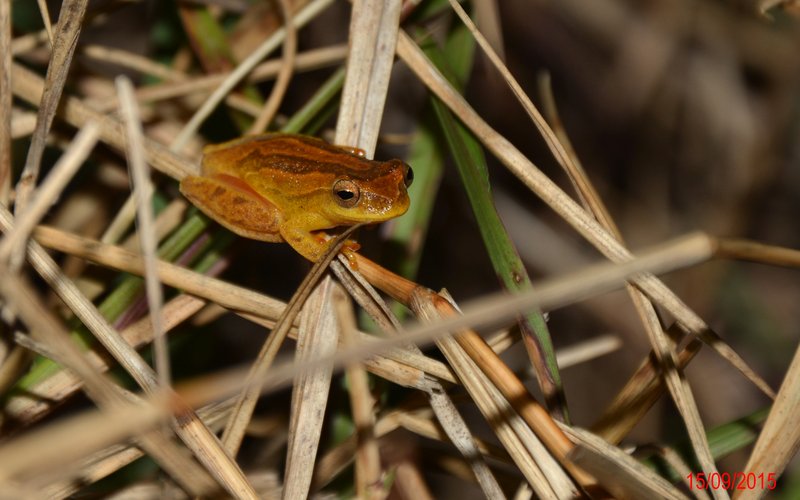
<box><xmin>203</xmin><ymin>134</ymin><xmax>394</xmax><ymax>181</ymax></box>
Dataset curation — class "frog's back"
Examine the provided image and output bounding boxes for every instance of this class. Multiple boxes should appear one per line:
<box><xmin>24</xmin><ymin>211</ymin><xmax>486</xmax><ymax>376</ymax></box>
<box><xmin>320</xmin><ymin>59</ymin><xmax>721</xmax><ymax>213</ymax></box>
<box><xmin>201</xmin><ymin>133</ymin><xmax>391</xmax><ymax>181</ymax></box>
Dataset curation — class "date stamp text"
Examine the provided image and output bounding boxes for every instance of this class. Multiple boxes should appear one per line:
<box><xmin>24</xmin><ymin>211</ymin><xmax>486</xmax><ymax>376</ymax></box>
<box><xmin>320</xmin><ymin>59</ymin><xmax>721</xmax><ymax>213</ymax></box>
<box><xmin>686</xmin><ymin>472</ymin><xmax>776</xmax><ymax>491</ymax></box>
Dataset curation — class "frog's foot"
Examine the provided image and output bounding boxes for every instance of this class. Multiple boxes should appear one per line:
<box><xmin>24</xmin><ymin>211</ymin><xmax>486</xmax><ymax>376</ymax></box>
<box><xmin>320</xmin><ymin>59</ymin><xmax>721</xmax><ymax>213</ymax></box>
<box><xmin>180</xmin><ymin>175</ymin><xmax>283</xmax><ymax>243</ymax></box>
<box><xmin>334</xmin><ymin>145</ymin><xmax>367</xmax><ymax>158</ymax></box>
<box><xmin>340</xmin><ymin>239</ymin><xmax>361</xmax><ymax>269</ymax></box>
<box><xmin>312</xmin><ymin>233</ymin><xmax>361</xmax><ymax>267</ymax></box>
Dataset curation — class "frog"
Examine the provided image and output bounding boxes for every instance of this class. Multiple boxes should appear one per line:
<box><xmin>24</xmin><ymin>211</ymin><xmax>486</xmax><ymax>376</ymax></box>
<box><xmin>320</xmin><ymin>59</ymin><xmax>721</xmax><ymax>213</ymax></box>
<box><xmin>180</xmin><ymin>133</ymin><xmax>413</xmax><ymax>262</ymax></box>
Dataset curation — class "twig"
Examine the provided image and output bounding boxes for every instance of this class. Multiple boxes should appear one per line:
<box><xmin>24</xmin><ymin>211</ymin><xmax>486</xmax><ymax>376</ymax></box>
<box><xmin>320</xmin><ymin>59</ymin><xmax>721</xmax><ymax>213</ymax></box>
<box><xmin>0</xmin><ymin>0</ymin><xmax>11</xmax><ymax>205</ymax></box>
<box><xmin>15</xmin><ymin>0</ymin><xmax>89</xmax><ymax>218</ymax></box>
<box><xmin>172</xmin><ymin>0</ymin><xmax>335</xmax><ymax>152</ymax></box>
<box><xmin>247</xmin><ymin>0</ymin><xmax>296</xmax><ymax>134</ymax></box>
<box><xmin>116</xmin><ymin>76</ymin><xmax>171</xmax><ymax>388</ymax></box>
<box><xmin>0</xmin><ymin>122</ymin><xmax>100</xmax><ymax>269</ymax></box>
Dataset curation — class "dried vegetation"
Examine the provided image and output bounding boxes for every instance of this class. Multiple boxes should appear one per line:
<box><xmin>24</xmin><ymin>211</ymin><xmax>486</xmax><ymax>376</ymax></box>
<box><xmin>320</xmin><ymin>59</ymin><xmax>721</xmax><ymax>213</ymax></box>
<box><xmin>1</xmin><ymin>0</ymin><xmax>799</xmax><ymax>498</ymax></box>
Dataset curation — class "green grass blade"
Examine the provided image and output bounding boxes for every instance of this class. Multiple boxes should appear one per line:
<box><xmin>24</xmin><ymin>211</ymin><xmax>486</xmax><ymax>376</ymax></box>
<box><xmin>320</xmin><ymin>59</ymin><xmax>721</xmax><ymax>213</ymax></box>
<box><xmin>424</xmin><ymin>23</ymin><xmax>568</xmax><ymax>421</ymax></box>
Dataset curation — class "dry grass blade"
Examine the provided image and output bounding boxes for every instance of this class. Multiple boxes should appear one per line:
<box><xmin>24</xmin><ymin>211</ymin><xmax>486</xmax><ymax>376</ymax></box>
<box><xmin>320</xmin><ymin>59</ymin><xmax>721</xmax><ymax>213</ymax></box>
<box><xmin>176</xmin><ymin>418</ymin><xmax>259</xmax><ymax>499</ymax></box>
<box><xmin>219</xmin><ymin>229</ymin><xmax>355</xmax><ymax>457</ymax></box>
<box><xmin>39</xmin><ymin>227</ymin><xmax>716</xmax><ymax>415</ymax></box>
<box><xmin>473</xmin><ymin>0</ymin><xmax>505</xmax><ymax>60</ymax></box>
<box><xmin>417</xmin><ymin>349</ymin><xmax>507</xmax><ymax>497</ymax></box>
<box><xmin>282</xmin><ymin>279</ymin><xmax>341</xmax><ymax>499</ymax></box>
<box><xmin>639</xmin><ymin>444</ymin><xmax>712</xmax><ymax>500</ymax></box>
<box><xmin>281</xmin><ymin>1</ymin><xmax>403</xmax><ymax>495</ymax></box>
<box><xmin>334</xmin><ymin>4</ymin><xmax>506</xmax><ymax>494</ymax></box>
<box><xmin>736</xmin><ymin>343</ymin><xmax>800</xmax><ymax>500</ymax></box>
<box><xmin>592</xmin><ymin>235</ymin><xmax>800</xmax><ymax>443</ymax></box>
<box><xmin>5</xmin><ymin>295</ymin><xmax>206</xmax><ymax>425</ymax></box>
<box><xmin>119</xmin><ymin>294</ymin><xmax>207</xmax><ymax>348</ymax></box>
<box><xmin>241</xmin><ymin>309</ymin><xmax>458</xmax><ymax>389</ymax></box>
<box><xmin>537</xmin><ymin>73</ymin><xmax>607</xmax><ymax>220</ymax></box>
<box><xmin>534</xmin><ymin>72</ymin><xmax>750</xmax><ymax>481</ymax></box>
<box><xmin>335</xmin><ymin>289</ymin><xmax>382</xmax><ymax>498</ymax></box>
<box><xmin>100</xmin><ymin>195</ymin><xmax>137</xmax><ymax>245</ymax></box>
<box><xmin>0</xmin><ymin>272</ymin><xmax>217</xmax><ymax>495</ymax></box>
<box><xmin>175</xmin><ymin>232</ymin><xmax>717</xmax><ymax>428</ymax></box>
<box><xmin>0</xmin><ymin>0</ymin><xmax>11</xmax><ymax>204</ymax></box>
<box><xmin>35</xmin><ymin>0</ymin><xmax>54</xmax><ymax>44</ymax></box>
<box><xmin>21</xmin><ymin>225</ymin><xmax>459</xmax><ymax>397</ymax></box>
<box><xmin>248</xmin><ymin>0</ymin><xmax>296</xmax><ymax>134</ymax></box>
<box><xmin>0</xmin><ymin>344</ymin><xmax>29</xmax><ymax>396</ymax></box>
<box><xmin>555</xmin><ymin>334</ymin><xmax>622</xmax><ymax>369</ymax></box>
<box><xmin>391</xmin><ymin>409</ymin><xmax>506</xmax><ymax>461</ymax></box>
<box><xmin>336</xmin><ymin>0</ymin><xmax>402</xmax><ymax>154</ymax></box>
<box><xmin>117</xmin><ymin>76</ymin><xmax>170</xmax><ymax>388</ymax></box>
<box><xmin>173</xmin><ymin>233</ymin><xmax>716</xmax><ymax>497</ymax></box>
<box><xmin>0</xmin><ymin>121</ymin><xmax>100</xmax><ymax>268</ymax></box>
<box><xmin>41</xmin><ymin>397</ymin><xmax>238</xmax><ymax>499</ymax></box>
<box><xmin>416</xmin><ymin>293</ymin><xmax>568</xmax><ymax>499</ymax></box>
<box><xmin>42</xmin><ymin>444</ymin><xmax>147</xmax><ymax>499</ymax></box>
<box><xmin>592</xmin><ymin>327</ymin><xmax>704</xmax><ymax>444</ymax></box>
<box><xmin>333</xmin><ymin>259</ymin><xmax>507</xmax><ymax>498</ymax></box>
<box><xmin>10</xmin><ymin>30</ymin><xmax>48</xmax><ymax>55</ymax></box>
<box><xmin>0</xmin><ymin>274</ymin><xmax>125</xmax><ymax>411</ymax></box>
<box><xmin>565</xmin><ymin>427</ymin><xmax>689</xmax><ymax>500</ymax></box>
<box><xmin>11</xmin><ymin>63</ymin><xmax>195</xmax><ymax>181</ymax></box>
<box><xmin>715</xmin><ymin>238</ymin><xmax>800</xmax><ymax>268</ymax></box>
<box><xmin>11</xmin><ymin>109</ymin><xmax>37</xmax><ymax>139</ymax></box>
<box><xmin>82</xmin><ymin>44</ymin><xmax>186</xmax><ymax>82</ymax></box>
<box><xmin>331</xmin><ymin>256</ymin><xmax>400</xmax><ymax>333</ymax></box>
<box><xmin>15</xmin><ymin>0</ymin><xmax>88</xmax><ymax>216</ymax></box>
<box><xmin>630</xmin><ymin>295</ymin><xmax>727</xmax><ymax>497</ymax></box>
<box><xmin>172</xmin><ymin>0</ymin><xmax>334</xmax><ymax>152</ymax></box>
<box><xmin>447</xmin><ymin>0</ymin><xmax>581</xmax><ymax>198</ymax></box>
<box><xmin>539</xmin><ymin>70</ymin><xmax>717</xmax><ymax>461</ymax></box>
<box><xmin>0</xmin><ymin>206</ymin><xmax>258</xmax><ymax>497</ymax></box>
<box><xmin>312</xmin><ymin>414</ymin><xmax>403</xmax><ymax>490</ymax></box>
<box><xmin>0</xmin><ymin>399</ymin><xmax>165</xmax><ymax>487</ymax></box>
<box><xmin>32</xmin><ymin>223</ymin><xmax>285</xmax><ymax>318</ymax></box>
<box><xmin>89</xmin><ymin>45</ymin><xmax>347</xmax><ymax>113</ymax></box>
<box><xmin>392</xmin><ymin>460</ymin><xmax>435</xmax><ymax>500</ymax></box>
<box><xmin>395</xmin><ymin>31</ymin><xmax>774</xmax><ymax>402</ymax></box>
<box><xmin>424</xmin><ymin>290</ymin><xmax>595</xmax><ymax>491</ymax></box>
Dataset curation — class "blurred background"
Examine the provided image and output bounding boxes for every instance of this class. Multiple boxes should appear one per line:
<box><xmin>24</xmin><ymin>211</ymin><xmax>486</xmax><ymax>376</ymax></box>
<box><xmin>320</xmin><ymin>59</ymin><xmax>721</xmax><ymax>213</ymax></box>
<box><xmin>465</xmin><ymin>0</ymin><xmax>800</xmax><ymax>479</ymax></box>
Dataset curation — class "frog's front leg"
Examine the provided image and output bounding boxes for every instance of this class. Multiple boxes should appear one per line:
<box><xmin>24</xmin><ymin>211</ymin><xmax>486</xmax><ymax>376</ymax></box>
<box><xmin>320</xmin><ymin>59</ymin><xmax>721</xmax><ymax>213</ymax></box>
<box><xmin>278</xmin><ymin>222</ymin><xmax>332</xmax><ymax>262</ymax></box>
<box><xmin>278</xmin><ymin>223</ymin><xmax>361</xmax><ymax>263</ymax></box>
<box><xmin>180</xmin><ymin>174</ymin><xmax>283</xmax><ymax>243</ymax></box>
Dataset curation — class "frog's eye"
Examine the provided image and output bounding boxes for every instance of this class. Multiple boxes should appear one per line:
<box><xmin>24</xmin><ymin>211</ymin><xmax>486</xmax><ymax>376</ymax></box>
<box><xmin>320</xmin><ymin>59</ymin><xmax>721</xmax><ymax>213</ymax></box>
<box><xmin>404</xmin><ymin>166</ymin><xmax>414</xmax><ymax>187</ymax></box>
<box><xmin>333</xmin><ymin>179</ymin><xmax>360</xmax><ymax>208</ymax></box>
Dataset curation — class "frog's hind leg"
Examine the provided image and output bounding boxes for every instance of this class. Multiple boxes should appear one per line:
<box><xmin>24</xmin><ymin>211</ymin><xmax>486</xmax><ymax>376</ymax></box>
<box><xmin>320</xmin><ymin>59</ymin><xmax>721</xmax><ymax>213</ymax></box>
<box><xmin>180</xmin><ymin>174</ymin><xmax>283</xmax><ymax>242</ymax></box>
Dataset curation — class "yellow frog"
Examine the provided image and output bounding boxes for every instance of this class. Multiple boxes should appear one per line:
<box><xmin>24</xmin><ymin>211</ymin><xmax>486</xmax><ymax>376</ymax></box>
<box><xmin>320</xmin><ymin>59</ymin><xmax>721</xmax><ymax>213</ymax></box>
<box><xmin>180</xmin><ymin>134</ymin><xmax>413</xmax><ymax>262</ymax></box>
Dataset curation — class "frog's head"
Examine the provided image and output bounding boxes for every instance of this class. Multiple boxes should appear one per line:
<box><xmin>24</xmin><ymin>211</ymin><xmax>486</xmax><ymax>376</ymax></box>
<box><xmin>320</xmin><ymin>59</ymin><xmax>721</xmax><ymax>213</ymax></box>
<box><xmin>325</xmin><ymin>158</ymin><xmax>413</xmax><ymax>223</ymax></box>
